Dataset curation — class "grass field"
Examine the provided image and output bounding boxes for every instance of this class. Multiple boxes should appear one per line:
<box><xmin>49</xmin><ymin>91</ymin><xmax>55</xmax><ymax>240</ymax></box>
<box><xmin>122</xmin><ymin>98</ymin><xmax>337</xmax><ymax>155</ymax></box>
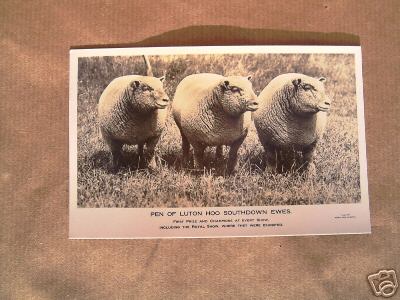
<box><xmin>76</xmin><ymin>53</ymin><xmax>361</xmax><ymax>208</ymax></box>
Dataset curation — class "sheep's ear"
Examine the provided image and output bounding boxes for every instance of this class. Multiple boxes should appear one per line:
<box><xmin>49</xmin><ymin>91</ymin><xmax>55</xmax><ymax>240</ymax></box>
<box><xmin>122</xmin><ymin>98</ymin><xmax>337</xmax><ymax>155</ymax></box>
<box><xmin>158</xmin><ymin>76</ymin><xmax>165</xmax><ymax>82</ymax></box>
<box><xmin>319</xmin><ymin>77</ymin><xmax>327</xmax><ymax>83</ymax></box>
<box><xmin>223</xmin><ymin>80</ymin><xmax>230</xmax><ymax>89</ymax></box>
<box><xmin>292</xmin><ymin>78</ymin><xmax>301</xmax><ymax>87</ymax></box>
<box><xmin>131</xmin><ymin>80</ymin><xmax>140</xmax><ymax>88</ymax></box>
<box><xmin>246</xmin><ymin>75</ymin><xmax>252</xmax><ymax>81</ymax></box>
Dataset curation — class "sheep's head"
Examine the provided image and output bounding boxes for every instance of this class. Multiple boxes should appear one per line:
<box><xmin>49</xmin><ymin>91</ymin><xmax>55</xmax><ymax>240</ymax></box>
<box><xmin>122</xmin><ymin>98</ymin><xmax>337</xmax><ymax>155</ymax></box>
<box><xmin>218</xmin><ymin>75</ymin><xmax>258</xmax><ymax>117</ymax></box>
<box><xmin>290</xmin><ymin>75</ymin><xmax>331</xmax><ymax>115</ymax></box>
<box><xmin>128</xmin><ymin>76</ymin><xmax>169</xmax><ymax>113</ymax></box>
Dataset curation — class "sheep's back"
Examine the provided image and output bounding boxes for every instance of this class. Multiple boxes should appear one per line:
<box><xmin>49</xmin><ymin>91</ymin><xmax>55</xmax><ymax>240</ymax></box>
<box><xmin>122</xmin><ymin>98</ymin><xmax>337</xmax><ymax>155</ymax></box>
<box><xmin>173</xmin><ymin>74</ymin><xmax>223</xmax><ymax>113</ymax></box>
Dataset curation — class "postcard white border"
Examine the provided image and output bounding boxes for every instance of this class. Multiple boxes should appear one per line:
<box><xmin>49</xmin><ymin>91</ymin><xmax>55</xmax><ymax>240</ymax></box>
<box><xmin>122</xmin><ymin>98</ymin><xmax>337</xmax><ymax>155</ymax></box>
<box><xmin>69</xmin><ymin>45</ymin><xmax>370</xmax><ymax>239</ymax></box>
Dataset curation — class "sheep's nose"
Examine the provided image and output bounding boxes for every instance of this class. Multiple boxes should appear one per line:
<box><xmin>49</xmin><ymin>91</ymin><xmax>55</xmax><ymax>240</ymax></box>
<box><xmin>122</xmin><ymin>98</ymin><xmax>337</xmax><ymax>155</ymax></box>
<box><xmin>162</xmin><ymin>98</ymin><xmax>169</xmax><ymax>103</ymax></box>
<box><xmin>247</xmin><ymin>99</ymin><xmax>259</xmax><ymax>111</ymax></box>
<box><xmin>318</xmin><ymin>98</ymin><xmax>331</xmax><ymax>112</ymax></box>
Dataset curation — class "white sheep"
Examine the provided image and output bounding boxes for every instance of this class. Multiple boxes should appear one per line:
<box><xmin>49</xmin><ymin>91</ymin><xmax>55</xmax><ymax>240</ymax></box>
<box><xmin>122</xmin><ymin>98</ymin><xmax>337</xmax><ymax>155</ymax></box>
<box><xmin>253</xmin><ymin>73</ymin><xmax>331</xmax><ymax>174</ymax></box>
<box><xmin>172</xmin><ymin>73</ymin><xmax>258</xmax><ymax>174</ymax></box>
<box><xmin>98</xmin><ymin>75</ymin><xmax>169</xmax><ymax>171</ymax></box>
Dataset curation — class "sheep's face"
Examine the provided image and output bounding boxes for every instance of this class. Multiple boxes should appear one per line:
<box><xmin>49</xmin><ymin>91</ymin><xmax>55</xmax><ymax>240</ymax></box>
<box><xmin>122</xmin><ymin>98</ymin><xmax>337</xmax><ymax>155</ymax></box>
<box><xmin>291</xmin><ymin>77</ymin><xmax>331</xmax><ymax>115</ymax></box>
<box><xmin>128</xmin><ymin>76</ymin><xmax>169</xmax><ymax>113</ymax></box>
<box><xmin>219</xmin><ymin>76</ymin><xmax>258</xmax><ymax>117</ymax></box>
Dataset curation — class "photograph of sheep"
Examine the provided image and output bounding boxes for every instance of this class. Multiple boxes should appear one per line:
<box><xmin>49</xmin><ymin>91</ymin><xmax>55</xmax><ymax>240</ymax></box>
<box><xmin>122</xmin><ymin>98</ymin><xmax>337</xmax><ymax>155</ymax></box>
<box><xmin>76</xmin><ymin>50</ymin><xmax>364</xmax><ymax>208</ymax></box>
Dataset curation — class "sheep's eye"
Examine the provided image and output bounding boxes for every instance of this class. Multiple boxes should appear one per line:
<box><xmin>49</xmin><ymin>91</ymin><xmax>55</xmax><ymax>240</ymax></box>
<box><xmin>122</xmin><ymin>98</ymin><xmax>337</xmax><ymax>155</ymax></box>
<box><xmin>142</xmin><ymin>85</ymin><xmax>153</xmax><ymax>92</ymax></box>
<box><xmin>302</xmin><ymin>84</ymin><xmax>315</xmax><ymax>91</ymax></box>
<box><xmin>231</xmin><ymin>87</ymin><xmax>241</xmax><ymax>93</ymax></box>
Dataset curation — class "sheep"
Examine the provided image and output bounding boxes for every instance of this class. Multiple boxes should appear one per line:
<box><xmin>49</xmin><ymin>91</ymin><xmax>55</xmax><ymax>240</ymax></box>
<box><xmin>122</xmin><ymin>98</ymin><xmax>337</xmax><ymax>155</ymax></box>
<box><xmin>253</xmin><ymin>73</ymin><xmax>331</xmax><ymax>174</ymax></box>
<box><xmin>172</xmin><ymin>73</ymin><xmax>258</xmax><ymax>174</ymax></box>
<box><xmin>98</xmin><ymin>75</ymin><xmax>169</xmax><ymax>171</ymax></box>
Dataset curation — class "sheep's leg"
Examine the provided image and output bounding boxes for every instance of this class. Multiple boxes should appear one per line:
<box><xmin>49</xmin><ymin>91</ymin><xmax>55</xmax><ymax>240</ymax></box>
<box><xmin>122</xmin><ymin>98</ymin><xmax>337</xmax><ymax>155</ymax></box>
<box><xmin>192</xmin><ymin>143</ymin><xmax>206</xmax><ymax>170</ymax></box>
<box><xmin>216</xmin><ymin>146</ymin><xmax>223</xmax><ymax>160</ymax></box>
<box><xmin>109</xmin><ymin>139</ymin><xmax>123</xmax><ymax>171</ymax></box>
<box><xmin>281</xmin><ymin>148</ymin><xmax>296</xmax><ymax>173</ymax></box>
<box><xmin>145</xmin><ymin>136</ymin><xmax>160</xmax><ymax>171</ymax></box>
<box><xmin>137</xmin><ymin>143</ymin><xmax>144</xmax><ymax>168</ymax></box>
<box><xmin>138</xmin><ymin>144</ymin><xmax>144</xmax><ymax>157</ymax></box>
<box><xmin>176</xmin><ymin>122</ymin><xmax>190</xmax><ymax>167</ymax></box>
<box><xmin>181</xmin><ymin>133</ymin><xmax>190</xmax><ymax>167</ymax></box>
<box><xmin>263</xmin><ymin>144</ymin><xmax>278</xmax><ymax>173</ymax></box>
<box><xmin>301</xmin><ymin>143</ymin><xmax>317</xmax><ymax>176</ymax></box>
<box><xmin>277</xmin><ymin>149</ymin><xmax>287</xmax><ymax>173</ymax></box>
<box><xmin>227</xmin><ymin>136</ymin><xmax>245</xmax><ymax>174</ymax></box>
<box><xmin>216</xmin><ymin>146</ymin><xmax>224</xmax><ymax>169</ymax></box>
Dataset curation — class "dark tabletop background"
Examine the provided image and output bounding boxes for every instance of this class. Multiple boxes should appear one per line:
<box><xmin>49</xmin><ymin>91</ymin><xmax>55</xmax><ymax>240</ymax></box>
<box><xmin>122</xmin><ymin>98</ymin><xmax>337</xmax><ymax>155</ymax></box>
<box><xmin>1</xmin><ymin>1</ymin><xmax>399</xmax><ymax>299</ymax></box>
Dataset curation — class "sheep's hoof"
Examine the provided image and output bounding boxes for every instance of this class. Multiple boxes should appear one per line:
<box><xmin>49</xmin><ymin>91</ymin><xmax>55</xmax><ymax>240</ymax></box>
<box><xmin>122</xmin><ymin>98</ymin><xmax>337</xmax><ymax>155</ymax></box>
<box><xmin>264</xmin><ymin>164</ymin><xmax>277</xmax><ymax>175</ymax></box>
<box><xmin>226</xmin><ymin>170</ymin><xmax>237</xmax><ymax>176</ymax></box>
<box><xmin>137</xmin><ymin>156</ymin><xmax>147</xmax><ymax>169</ymax></box>
<box><xmin>147</xmin><ymin>158</ymin><xmax>160</xmax><ymax>173</ymax></box>
<box><xmin>110</xmin><ymin>157</ymin><xmax>123</xmax><ymax>173</ymax></box>
<box><xmin>180</xmin><ymin>159</ymin><xmax>191</xmax><ymax>170</ymax></box>
<box><xmin>303</xmin><ymin>163</ymin><xmax>316</xmax><ymax>179</ymax></box>
<box><xmin>147</xmin><ymin>165</ymin><xmax>159</xmax><ymax>173</ymax></box>
<box><xmin>110</xmin><ymin>165</ymin><xmax>119</xmax><ymax>173</ymax></box>
<box><xmin>189</xmin><ymin>167</ymin><xmax>206</xmax><ymax>176</ymax></box>
<box><xmin>226</xmin><ymin>165</ymin><xmax>238</xmax><ymax>176</ymax></box>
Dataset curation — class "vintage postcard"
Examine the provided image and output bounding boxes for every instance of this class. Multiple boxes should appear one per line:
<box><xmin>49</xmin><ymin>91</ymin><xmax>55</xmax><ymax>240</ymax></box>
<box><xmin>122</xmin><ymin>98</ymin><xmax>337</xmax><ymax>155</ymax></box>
<box><xmin>69</xmin><ymin>45</ymin><xmax>370</xmax><ymax>238</ymax></box>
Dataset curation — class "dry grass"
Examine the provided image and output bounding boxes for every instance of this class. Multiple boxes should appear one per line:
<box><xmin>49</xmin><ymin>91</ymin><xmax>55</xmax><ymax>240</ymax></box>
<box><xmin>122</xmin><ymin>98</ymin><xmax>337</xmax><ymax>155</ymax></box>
<box><xmin>76</xmin><ymin>53</ymin><xmax>361</xmax><ymax>208</ymax></box>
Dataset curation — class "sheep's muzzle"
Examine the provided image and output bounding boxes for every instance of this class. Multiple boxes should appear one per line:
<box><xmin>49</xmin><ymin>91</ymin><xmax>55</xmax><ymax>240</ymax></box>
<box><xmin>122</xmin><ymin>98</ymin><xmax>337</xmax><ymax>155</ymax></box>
<box><xmin>246</xmin><ymin>100</ymin><xmax>259</xmax><ymax>112</ymax></box>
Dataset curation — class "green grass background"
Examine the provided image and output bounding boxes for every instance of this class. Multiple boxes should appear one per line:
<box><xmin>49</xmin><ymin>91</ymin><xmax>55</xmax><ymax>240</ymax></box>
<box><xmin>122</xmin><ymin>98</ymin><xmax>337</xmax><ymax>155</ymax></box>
<box><xmin>77</xmin><ymin>53</ymin><xmax>361</xmax><ymax>208</ymax></box>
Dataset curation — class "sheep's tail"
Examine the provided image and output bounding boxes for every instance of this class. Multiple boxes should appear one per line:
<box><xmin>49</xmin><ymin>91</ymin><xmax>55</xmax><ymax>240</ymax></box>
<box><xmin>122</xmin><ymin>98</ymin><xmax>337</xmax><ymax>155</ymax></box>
<box><xmin>143</xmin><ymin>55</ymin><xmax>153</xmax><ymax>77</ymax></box>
